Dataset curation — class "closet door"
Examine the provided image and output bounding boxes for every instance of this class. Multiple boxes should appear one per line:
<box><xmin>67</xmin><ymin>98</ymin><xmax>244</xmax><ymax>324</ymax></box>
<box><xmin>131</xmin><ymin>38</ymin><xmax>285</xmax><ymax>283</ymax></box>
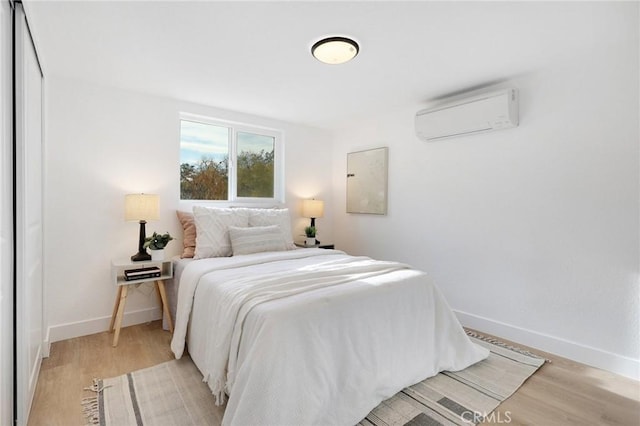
<box><xmin>15</xmin><ymin>3</ymin><xmax>44</xmax><ymax>424</ymax></box>
<box><xmin>0</xmin><ymin>0</ymin><xmax>14</xmax><ymax>424</ymax></box>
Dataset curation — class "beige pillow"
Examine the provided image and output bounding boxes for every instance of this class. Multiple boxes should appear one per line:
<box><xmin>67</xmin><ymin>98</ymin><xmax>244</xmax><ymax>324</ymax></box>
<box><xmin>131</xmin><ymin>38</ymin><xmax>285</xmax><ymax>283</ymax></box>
<box><xmin>193</xmin><ymin>206</ymin><xmax>250</xmax><ymax>258</ymax></box>
<box><xmin>176</xmin><ymin>211</ymin><xmax>196</xmax><ymax>258</ymax></box>
<box><xmin>247</xmin><ymin>208</ymin><xmax>296</xmax><ymax>250</ymax></box>
<box><xmin>228</xmin><ymin>225</ymin><xmax>287</xmax><ymax>256</ymax></box>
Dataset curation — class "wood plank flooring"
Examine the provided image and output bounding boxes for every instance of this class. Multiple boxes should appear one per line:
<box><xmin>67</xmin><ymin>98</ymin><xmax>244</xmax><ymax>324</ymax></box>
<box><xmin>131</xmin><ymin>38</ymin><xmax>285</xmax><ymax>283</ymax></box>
<box><xmin>28</xmin><ymin>321</ymin><xmax>177</xmax><ymax>426</ymax></box>
<box><xmin>28</xmin><ymin>321</ymin><xmax>639</xmax><ymax>425</ymax></box>
<box><xmin>471</xmin><ymin>331</ymin><xmax>639</xmax><ymax>426</ymax></box>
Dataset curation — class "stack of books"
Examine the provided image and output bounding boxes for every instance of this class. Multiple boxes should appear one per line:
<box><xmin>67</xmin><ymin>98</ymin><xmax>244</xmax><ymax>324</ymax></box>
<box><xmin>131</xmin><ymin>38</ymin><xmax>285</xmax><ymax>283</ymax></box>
<box><xmin>124</xmin><ymin>266</ymin><xmax>161</xmax><ymax>281</ymax></box>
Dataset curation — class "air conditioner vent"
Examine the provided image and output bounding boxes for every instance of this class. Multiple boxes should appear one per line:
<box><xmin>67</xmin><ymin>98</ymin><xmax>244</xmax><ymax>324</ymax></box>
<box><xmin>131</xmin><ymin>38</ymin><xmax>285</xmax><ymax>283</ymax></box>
<box><xmin>416</xmin><ymin>89</ymin><xmax>519</xmax><ymax>141</ymax></box>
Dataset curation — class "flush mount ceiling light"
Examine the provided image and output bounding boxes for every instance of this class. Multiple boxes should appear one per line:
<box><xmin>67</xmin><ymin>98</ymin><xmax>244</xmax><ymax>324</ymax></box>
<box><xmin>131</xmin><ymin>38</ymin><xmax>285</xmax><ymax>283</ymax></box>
<box><xmin>311</xmin><ymin>36</ymin><xmax>359</xmax><ymax>65</ymax></box>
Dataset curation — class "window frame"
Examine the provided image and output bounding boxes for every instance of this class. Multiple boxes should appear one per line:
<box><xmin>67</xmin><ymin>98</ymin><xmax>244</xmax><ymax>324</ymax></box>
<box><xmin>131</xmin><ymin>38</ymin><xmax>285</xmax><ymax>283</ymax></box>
<box><xmin>179</xmin><ymin>113</ymin><xmax>284</xmax><ymax>204</ymax></box>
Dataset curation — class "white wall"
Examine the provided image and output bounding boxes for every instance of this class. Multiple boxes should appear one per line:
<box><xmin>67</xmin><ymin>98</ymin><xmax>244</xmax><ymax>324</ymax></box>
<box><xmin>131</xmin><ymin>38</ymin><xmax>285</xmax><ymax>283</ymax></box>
<box><xmin>44</xmin><ymin>76</ymin><xmax>334</xmax><ymax>342</ymax></box>
<box><xmin>331</xmin><ymin>21</ymin><xmax>639</xmax><ymax>378</ymax></box>
<box><xmin>41</xmin><ymin>1</ymin><xmax>638</xmax><ymax>382</ymax></box>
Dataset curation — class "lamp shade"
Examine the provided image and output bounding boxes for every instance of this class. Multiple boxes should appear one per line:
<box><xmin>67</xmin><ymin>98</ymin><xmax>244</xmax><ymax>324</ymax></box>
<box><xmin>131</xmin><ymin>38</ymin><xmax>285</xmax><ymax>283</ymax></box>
<box><xmin>302</xmin><ymin>199</ymin><xmax>324</xmax><ymax>219</ymax></box>
<box><xmin>124</xmin><ymin>194</ymin><xmax>159</xmax><ymax>222</ymax></box>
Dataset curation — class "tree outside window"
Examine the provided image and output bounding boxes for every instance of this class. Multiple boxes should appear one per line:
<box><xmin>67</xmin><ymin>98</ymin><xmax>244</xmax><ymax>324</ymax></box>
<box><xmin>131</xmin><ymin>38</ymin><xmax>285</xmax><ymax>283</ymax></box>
<box><xmin>179</xmin><ymin>117</ymin><xmax>281</xmax><ymax>202</ymax></box>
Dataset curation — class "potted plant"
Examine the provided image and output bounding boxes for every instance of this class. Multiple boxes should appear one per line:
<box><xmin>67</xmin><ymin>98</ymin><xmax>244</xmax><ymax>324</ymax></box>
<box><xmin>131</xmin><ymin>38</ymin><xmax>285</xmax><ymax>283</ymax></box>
<box><xmin>304</xmin><ymin>226</ymin><xmax>317</xmax><ymax>246</ymax></box>
<box><xmin>144</xmin><ymin>232</ymin><xmax>174</xmax><ymax>261</ymax></box>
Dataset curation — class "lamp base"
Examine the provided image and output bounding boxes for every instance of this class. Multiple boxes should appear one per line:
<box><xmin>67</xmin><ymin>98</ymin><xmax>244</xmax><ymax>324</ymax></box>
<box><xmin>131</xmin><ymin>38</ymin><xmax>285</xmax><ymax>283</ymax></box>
<box><xmin>131</xmin><ymin>220</ymin><xmax>151</xmax><ymax>262</ymax></box>
<box><xmin>131</xmin><ymin>250</ymin><xmax>151</xmax><ymax>262</ymax></box>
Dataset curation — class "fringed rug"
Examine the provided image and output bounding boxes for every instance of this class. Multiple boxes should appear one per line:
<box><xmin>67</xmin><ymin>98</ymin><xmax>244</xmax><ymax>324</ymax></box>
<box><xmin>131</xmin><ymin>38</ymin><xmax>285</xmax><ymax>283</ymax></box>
<box><xmin>82</xmin><ymin>357</ymin><xmax>223</xmax><ymax>425</ymax></box>
<box><xmin>83</xmin><ymin>332</ymin><xmax>545</xmax><ymax>426</ymax></box>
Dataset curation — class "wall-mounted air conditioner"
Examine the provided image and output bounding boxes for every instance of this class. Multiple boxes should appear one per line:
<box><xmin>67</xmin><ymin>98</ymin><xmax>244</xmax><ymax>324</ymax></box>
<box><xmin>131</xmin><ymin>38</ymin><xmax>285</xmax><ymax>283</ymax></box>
<box><xmin>415</xmin><ymin>88</ymin><xmax>519</xmax><ymax>141</ymax></box>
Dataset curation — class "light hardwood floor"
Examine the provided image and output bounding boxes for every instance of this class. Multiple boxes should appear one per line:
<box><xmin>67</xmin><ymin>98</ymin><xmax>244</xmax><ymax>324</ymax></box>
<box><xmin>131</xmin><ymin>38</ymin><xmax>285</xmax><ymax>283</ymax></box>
<box><xmin>28</xmin><ymin>321</ymin><xmax>177</xmax><ymax>426</ymax></box>
<box><xmin>28</xmin><ymin>321</ymin><xmax>639</xmax><ymax>426</ymax></box>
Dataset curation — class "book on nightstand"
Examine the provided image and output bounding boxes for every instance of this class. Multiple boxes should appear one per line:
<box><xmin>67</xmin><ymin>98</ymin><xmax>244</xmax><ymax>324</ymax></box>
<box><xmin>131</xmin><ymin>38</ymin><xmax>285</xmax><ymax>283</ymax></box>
<box><xmin>124</xmin><ymin>266</ymin><xmax>161</xmax><ymax>281</ymax></box>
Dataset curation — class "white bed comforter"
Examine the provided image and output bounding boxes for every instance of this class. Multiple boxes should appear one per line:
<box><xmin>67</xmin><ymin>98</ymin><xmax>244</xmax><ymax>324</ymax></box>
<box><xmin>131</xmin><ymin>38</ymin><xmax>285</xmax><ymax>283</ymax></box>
<box><xmin>171</xmin><ymin>249</ymin><xmax>488</xmax><ymax>426</ymax></box>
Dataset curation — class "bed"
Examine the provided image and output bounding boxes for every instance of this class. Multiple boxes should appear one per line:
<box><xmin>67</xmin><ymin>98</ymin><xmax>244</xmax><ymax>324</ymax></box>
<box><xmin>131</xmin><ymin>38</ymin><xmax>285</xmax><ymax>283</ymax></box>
<box><xmin>169</xmin><ymin>207</ymin><xmax>489</xmax><ymax>425</ymax></box>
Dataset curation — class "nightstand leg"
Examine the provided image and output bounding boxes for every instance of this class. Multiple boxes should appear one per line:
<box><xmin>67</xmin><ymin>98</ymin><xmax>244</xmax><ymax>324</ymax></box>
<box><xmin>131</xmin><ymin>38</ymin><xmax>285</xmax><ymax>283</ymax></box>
<box><xmin>155</xmin><ymin>280</ymin><xmax>174</xmax><ymax>333</ymax></box>
<box><xmin>112</xmin><ymin>285</ymin><xmax>128</xmax><ymax>347</ymax></box>
<box><xmin>109</xmin><ymin>286</ymin><xmax>123</xmax><ymax>332</ymax></box>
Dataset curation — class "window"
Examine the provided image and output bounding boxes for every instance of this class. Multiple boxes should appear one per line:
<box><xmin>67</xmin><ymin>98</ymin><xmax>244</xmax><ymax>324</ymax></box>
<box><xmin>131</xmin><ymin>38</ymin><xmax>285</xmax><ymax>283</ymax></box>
<box><xmin>179</xmin><ymin>114</ymin><xmax>283</xmax><ymax>202</ymax></box>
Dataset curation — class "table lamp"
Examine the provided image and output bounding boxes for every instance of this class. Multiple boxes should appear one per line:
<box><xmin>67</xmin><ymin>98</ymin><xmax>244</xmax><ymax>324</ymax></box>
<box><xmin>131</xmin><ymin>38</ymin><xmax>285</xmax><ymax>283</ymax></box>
<box><xmin>302</xmin><ymin>198</ymin><xmax>324</xmax><ymax>228</ymax></box>
<box><xmin>125</xmin><ymin>193</ymin><xmax>159</xmax><ymax>261</ymax></box>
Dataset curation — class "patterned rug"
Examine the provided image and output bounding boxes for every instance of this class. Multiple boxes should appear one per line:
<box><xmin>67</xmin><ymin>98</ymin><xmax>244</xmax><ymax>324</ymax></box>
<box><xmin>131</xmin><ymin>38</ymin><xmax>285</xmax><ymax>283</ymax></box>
<box><xmin>359</xmin><ymin>332</ymin><xmax>546</xmax><ymax>425</ymax></box>
<box><xmin>83</xmin><ymin>332</ymin><xmax>545</xmax><ymax>426</ymax></box>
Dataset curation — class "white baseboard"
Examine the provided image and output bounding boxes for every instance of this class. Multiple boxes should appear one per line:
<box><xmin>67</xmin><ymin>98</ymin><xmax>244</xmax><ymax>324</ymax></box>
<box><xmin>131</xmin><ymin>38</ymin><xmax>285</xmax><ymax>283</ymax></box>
<box><xmin>47</xmin><ymin>307</ymin><xmax>162</xmax><ymax>343</ymax></box>
<box><xmin>455</xmin><ymin>309</ymin><xmax>639</xmax><ymax>381</ymax></box>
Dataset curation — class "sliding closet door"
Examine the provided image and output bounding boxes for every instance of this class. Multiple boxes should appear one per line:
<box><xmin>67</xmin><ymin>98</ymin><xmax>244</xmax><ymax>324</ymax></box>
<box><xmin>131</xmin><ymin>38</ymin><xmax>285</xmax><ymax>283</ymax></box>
<box><xmin>0</xmin><ymin>1</ymin><xmax>14</xmax><ymax>425</ymax></box>
<box><xmin>15</xmin><ymin>3</ymin><xmax>44</xmax><ymax>424</ymax></box>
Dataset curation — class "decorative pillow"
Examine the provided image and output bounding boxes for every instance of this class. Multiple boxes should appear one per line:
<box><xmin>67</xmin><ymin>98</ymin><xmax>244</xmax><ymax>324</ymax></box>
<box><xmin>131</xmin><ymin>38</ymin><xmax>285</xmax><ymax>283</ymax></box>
<box><xmin>228</xmin><ymin>225</ymin><xmax>287</xmax><ymax>256</ymax></box>
<box><xmin>193</xmin><ymin>206</ymin><xmax>250</xmax><ymax>258</ymax></box>
<box><xmin>248</xmin><ymin>208</ymin><xmax>296</xmax><ymax>250</ymax></box>
<box><xmin>176</xmin><ymin>211</ymin><xmax>196</xmax><ymax>258</ymax></box>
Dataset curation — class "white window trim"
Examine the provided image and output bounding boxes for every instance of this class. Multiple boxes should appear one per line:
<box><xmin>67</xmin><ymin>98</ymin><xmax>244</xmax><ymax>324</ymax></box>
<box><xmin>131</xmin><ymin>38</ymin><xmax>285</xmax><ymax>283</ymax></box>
<box><xmin>180</xmin><ymin>112</ymin><xmax>285</xmax><ymax>205</ymax></box>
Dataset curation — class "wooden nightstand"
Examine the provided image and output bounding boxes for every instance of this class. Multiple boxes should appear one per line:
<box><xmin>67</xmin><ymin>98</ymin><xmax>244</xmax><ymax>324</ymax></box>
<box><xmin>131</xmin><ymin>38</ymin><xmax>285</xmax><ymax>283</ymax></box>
<box><xmin>110</xmin><ymin>259</ymin><xmax>174</xmax><ymax>347</ymax></box>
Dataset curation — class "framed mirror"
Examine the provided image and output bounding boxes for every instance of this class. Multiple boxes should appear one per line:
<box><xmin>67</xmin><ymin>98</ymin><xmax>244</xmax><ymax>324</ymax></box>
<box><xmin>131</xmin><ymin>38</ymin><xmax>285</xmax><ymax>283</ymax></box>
<box><xmin>346</xmin><ymin>147</ymin><xmax>388</xmax><ymax>215</ymax></box>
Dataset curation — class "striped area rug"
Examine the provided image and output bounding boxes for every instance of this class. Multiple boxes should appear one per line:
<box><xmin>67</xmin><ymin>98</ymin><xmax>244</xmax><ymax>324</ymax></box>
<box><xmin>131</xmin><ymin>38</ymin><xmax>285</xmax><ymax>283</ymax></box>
<box><xmin>82</xmin><ymin>332</ymin><xmax>544</xmax><ymax>426</ymax></box>
<box><xmin>82</xmin><ymin>357</ymin><xmax>224</xmax><ymax>425</ymax></box>
<box><xmin>358</xmin><ymin>332</ymin><xmax>546</xmax><ymax>426</ymax></box>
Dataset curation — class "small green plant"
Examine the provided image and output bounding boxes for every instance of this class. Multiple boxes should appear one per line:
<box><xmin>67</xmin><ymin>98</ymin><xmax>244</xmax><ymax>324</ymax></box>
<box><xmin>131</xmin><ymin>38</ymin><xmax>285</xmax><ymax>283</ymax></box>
<box><xmin>304</xmin><ymin>226</ymin><xmax>316</xmax><ymax>238</ymax></box>
<box><xmin>144</xmin><ymin>232</ymin><xmax>174</xmax><ymax>250</ymax></box>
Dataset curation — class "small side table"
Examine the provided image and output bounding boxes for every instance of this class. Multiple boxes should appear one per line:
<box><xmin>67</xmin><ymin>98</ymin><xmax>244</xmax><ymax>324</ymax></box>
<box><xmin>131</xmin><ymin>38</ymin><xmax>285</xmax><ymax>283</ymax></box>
<box><xmin>109</xmin><ymin>259</ymin><xmax>174</xmax><ymax>347</ymax></box>
<box><xmin>295</xmin><ymin>242</ymin><xmax>335</xmax><ymax>249</ymax></box>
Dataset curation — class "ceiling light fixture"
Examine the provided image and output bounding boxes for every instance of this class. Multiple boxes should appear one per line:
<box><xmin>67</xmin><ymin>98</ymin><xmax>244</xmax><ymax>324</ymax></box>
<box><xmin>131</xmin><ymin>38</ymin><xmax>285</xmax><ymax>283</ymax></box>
<box><xmin>311</xmin><ymin>36</ymin><xmax>359</xmax><ymax>65</ymax></box>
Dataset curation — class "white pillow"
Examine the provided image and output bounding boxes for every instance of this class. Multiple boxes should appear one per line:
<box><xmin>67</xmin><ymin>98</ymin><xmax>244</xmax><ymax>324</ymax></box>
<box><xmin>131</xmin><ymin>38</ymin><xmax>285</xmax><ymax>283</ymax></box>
<box><xmin>193</xmin><ymin>206</ymin><xmax>250</xmax><ymax>258</ymax></box>
<box><xmin>248</xmin><ymin>208</ymin><xmax>295</xmax><ymax>250</ymax></box>
<box><xmin>228</xmin><ymin>225</ymin><xmax>287</xmax><ymax>256</ymax></box>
